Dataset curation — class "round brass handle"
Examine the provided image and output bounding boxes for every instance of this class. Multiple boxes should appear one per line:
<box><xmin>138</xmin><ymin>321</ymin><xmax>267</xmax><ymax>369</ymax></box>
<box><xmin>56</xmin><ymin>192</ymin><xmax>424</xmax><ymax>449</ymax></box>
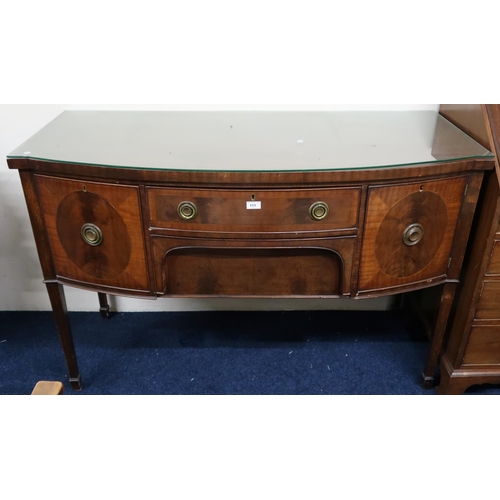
<box><xmin>309</xmin><ymin>202</ymin><xmax>329</xmax><ymax>221</ymax></box>
<box><xmin>81</xmin><ymin>223</ymin><xmax>103</xmax><ymax>246</ymax></box>
<box><xmin>403</xmin><ymin>223</ymin><xmax>424</xmax><ymax>246</ymax></box>
<box><xmin>177</xmin><ymin>201</ymin><xmax>198</xmax><ymax>221</ymax></box>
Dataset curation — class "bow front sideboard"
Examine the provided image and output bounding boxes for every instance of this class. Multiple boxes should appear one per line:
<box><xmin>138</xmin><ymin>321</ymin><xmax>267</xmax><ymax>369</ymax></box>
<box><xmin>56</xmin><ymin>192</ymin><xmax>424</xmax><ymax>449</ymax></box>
<box><xmin>7</xmin><ymin>110</ymin><xmax>494</xmax><ymax>391</ymax></box>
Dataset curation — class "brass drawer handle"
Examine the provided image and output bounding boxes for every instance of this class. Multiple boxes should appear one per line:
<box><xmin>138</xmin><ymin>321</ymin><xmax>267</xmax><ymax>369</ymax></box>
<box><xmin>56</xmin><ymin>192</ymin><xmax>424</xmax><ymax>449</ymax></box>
<box><xmin>403</xmin><ymin>223</ymin><xmax>424</xmax><ymax>246</ymax></box>
<box><xmin>309</xmin><ymin>202</ymin><xmax>329</xmax><ymax>221</ymax></box>
<box><xmin>178</xmin><ymin>201</ymin><xmax>198</xmax><ymax>221</ymax></box>
<box><xmin>81</xmin><ymin>223</ymin><xmax>103</xmax><ymax>246</ymax></box>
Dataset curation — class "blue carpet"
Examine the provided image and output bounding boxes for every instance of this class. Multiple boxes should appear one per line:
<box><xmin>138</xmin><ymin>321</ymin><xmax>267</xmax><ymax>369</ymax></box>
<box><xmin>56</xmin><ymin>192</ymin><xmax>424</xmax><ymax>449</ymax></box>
<box><xmin>1</xmin><ymin>310</ymin><xmax>499</xmax><ymax>395</ymax></box>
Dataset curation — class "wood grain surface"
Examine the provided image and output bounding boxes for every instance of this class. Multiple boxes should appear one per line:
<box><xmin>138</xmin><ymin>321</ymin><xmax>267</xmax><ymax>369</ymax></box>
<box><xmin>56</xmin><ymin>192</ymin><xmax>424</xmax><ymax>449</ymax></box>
<box><xmin>358</xmin><ymin>177</ymin><xmax>467</xmax><ymax>292</ymax></box>
<box><xmin>148</xmin><ymin>186</ymin><xmax>361</xmax><ymax>235</ymax></box>
<box><xmin>152</xmin><ymin>236</ymin><xmax>356</xmax><ymax>297</ymax></box>
<box><xmin>36</xmin><ymin>175</ymin><xmax>150</xmax><ymax>292</ymax></box>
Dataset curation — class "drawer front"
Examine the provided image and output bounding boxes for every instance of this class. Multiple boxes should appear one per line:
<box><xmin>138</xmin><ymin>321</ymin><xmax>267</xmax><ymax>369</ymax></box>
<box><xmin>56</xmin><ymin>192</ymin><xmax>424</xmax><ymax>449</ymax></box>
<box><xmin>476</xmin><ymin>281</ymin><xmax>500</xmax><ymax>320</ymax></box>
<box><xmin>147</xmin><ymin>187</ymin><xmax>361</xmax><ymax>235</ymax></box>
<box><xmin>358</xmin><ymin>176</ymin><xmax>467</xmax><ymax>293</ymax></box>
<box><xmin>486</xmin><ymin>240</ymin><xmax>500</xmax><ymax>275</ymax></box>
<box><xmin>151</xmin><ymin>236</ymin><xmax>355</xmax><ymax>297</ymax></box>
<box><xmin>464</xmin><ymin>325</ymin><xmax>500</xmax><ymax>365</ymax></box>
<box><xmin>36</xmin><ymin>175</ymin><xmax>149</xmax><ymax>292</ymax></box>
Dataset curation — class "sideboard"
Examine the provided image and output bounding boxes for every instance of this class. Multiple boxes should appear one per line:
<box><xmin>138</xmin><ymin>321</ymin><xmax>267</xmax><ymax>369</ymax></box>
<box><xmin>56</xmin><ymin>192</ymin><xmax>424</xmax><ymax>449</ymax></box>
<box><xmin>6</xmin><ymin>110</ymin><xmax>494</xmax><ymax>391</ymax></box>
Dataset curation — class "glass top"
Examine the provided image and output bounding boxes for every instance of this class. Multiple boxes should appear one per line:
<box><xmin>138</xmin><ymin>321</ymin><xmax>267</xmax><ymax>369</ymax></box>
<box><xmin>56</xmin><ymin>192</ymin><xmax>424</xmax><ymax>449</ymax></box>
<box><xmin>7</xmin><ymin>110</ymin><xmax>493</xmax><ymax>172</ymax></box>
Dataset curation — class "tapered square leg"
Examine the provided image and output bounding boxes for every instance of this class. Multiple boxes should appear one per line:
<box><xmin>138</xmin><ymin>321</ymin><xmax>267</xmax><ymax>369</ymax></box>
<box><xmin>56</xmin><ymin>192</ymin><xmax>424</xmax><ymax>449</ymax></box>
<box><xmin>46</xmin><ymin>283</ymin><xmax>82</xmax><ymax>391</ymax></box>
<box><xmin>98</xmin><ymin>292</ymin><xmax>110</xmax><ymax>318</ymax></box>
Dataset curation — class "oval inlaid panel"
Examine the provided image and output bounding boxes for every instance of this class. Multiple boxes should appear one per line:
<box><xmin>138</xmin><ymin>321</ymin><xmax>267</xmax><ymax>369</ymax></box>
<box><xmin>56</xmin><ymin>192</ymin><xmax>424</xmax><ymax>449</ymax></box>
<box><xmin>374</xmin><ymin>191</ymin><xmax>448</xmax><ymax>278</ymax></box>
<box><xmin>56</xmin><ymin>191</ymin><xmax>132</xmax><ymax>279</ymax></box>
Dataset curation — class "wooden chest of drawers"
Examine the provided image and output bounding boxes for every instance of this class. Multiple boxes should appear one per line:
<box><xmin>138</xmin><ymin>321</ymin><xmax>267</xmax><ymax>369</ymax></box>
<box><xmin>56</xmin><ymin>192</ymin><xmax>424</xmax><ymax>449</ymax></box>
<box><xmin>437</xmin><ymin>105</ymin><xmax>500</xmax><ymax>394</ymax></box>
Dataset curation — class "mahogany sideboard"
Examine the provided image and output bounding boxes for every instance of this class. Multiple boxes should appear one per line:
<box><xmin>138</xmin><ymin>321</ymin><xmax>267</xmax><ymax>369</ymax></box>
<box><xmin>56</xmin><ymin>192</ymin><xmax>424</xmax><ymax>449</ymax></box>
<box><xmin>6</xmin><ymin>110</ymin><xmax>494</xmax><ymax>391</ymax></box>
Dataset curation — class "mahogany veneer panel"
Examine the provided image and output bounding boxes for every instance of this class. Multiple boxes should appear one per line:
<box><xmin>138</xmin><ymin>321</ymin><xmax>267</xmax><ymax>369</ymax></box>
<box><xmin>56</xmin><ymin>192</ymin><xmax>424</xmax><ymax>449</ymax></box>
<box><xmin>165</xmin><ymin>248</ymin><xmax>342</xmax><ymax>296</ymax></box>
<box><xmin>36</xmin><ymin>175</ymin><xmax>149</xmax><ymax>291</ymax></box>
<box><xmin>358</xmin><ymin>177</ymin><xmax>467</xmax><ymax>292</ymax></box>
<box><xmin>152</xmin><ymin>236</ymin><xmax>356</xmax><ymax>297</ymax></box>
<box><xmin>147</xmin><ymin>187</ymin><xmax>361</xmax><ymax>235</ymax></box>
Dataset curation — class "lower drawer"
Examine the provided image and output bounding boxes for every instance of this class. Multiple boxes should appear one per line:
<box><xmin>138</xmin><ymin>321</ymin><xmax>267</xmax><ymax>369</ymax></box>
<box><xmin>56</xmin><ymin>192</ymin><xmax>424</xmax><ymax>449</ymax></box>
<box><xmin>151</xmin><ymin>236</ymin><xmax>355</xmax><ymax>297</ymax></box>
<box><xmin>463</xmin><ymin>325</ymin><xmax>500</xmax><ymax>365</ymax></box>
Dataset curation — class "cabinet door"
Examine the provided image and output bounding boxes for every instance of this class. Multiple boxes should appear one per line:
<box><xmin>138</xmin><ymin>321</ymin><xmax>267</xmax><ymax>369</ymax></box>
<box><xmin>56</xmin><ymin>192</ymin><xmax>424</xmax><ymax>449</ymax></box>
<box><xmin>36</xmin><ymin>175</ymin><xmax>149</xmax><ymax>293</ymax></box>
<box><xmin>358</xmin><ymin>177</ymin><xmax>467</xmax><ymax>293</ymax></box>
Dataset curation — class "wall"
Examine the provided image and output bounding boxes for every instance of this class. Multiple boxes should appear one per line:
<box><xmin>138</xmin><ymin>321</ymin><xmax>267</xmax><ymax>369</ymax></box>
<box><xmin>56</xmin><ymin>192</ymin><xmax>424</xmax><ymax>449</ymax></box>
<box><xmin>0</xmin><ymin>104</ymin><xmax>438</xmax><ymax>311</ymax></box>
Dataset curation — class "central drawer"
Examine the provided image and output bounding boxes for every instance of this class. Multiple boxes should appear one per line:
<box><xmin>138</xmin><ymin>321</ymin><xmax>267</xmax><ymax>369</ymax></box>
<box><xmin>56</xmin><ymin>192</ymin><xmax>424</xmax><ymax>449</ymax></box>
<box><xmin>151</xmin><ymin>235</ymin><xmax>356</xmax><ymax>297</ymax></box>
<box><xmin>147</xmin><ymin>187</ymin><xmax>361</xmax><ymax>236</ymax></box>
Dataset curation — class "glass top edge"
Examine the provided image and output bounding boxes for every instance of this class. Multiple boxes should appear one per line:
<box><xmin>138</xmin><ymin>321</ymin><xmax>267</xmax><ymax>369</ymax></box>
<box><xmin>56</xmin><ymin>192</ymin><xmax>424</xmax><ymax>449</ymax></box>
<box><xmin>7</xmin><ymin>110</ymin><xmax>493</xmax><ymax>172</ymax></box>
<box><xmin>6</xmin><ymin>153</ymin><xmax>494</xmax><ymax>173</ymax></box>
